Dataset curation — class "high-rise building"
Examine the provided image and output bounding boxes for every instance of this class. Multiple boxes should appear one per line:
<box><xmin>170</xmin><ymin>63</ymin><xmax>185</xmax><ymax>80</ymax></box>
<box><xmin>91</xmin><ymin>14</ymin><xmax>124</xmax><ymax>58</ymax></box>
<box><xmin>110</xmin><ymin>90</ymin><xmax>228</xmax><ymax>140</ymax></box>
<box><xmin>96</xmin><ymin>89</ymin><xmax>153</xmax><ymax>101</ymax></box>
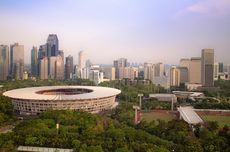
<box><xmin>38</xmin><ymin>44</ymin><xmax>48</xmax><ymax>59</ymax></box>
<box><xmin>154</xmin><ymin>62</ymin><xmax>164</xmax><ymax>77</ymax></box>
<box><xmin>78</xmin><ymin>51</ymin><xmax>86</xmax><ymax>79</ymax></box>
<box><xmin>89</xmin><ymin>70</ymin><xmax>104</xmax><ymax>85</ymax></box>
<box><xmin>49</xmin><ymin>56</ymin><xmax>57</xmax><ymax>79</ymax></box>
<box><xmin>170</xmin><ymin>66</ymin><xmax>180</xmax><ymax>87</ymax></box>
<box><xmin>201</xmin><ymin>49</ymin><xmax>214</xmax><ymax>87</ymax></box>
<box><xmin>179</xmin><ymin>58</ymin><xmax>190</xmax><ymax>69</ymax></box>
<box><xmin>189</xmin><ymin>57</ymin><xmax>201</xmax><ymax>84</ymax></box>
<box><xmin>113</xmin><ymin>58</ymin><xmax>128</xmax><ymax>79</ymax></box>
<box><xmin>118</xmin><ymin>67</ymin><xmax>138</xmax><ymax>80</ymax></box>
<box><xmin>0</xmin><ymin>45</ymin><xmax>9</xmax><ymax>80</ymax></box>
<box><xmin>214</xmin><ymin>62</ymin><xmax>219</xmax><ymax>80</ymax></box>
<box><xmin>219</xmin><ymin>62</ymin><xmax>224</xmax><ymax>73</ymax></box>
<box><xmin>55</xmin><ymin>55</ymin><xmax>64</xmax><ymax>80</ymax></box>
<box><xmin>58</xmin><ymin>50</ymin><xmax>64</xmax><ymax>60</ymax></box>
<box><xmin>65</xmin><ymin>55</ymin><xmax>74</xmax><ymax>79</ymax></box>
<box><xmin>79</xmin><ymin>51</ymin><xmax>86</xmax><ymax>69</ymax></box>
<box><xmin>178</xmin><ymin>67</ymin><xmax>188</xmax><ymax>84</ymax></box>
<box><xmin>31</xmin><ymin>46</ymin><xmax>38</xmax><ymax>77</ymax></box>
<box><xmin>47</xmin><ymin>34</ymin><xmax>59</xmax><ymax>57</ymax></box>
<box><xmin>39</xmin><ymin>57</ymin><xmax>48</xmax><ymax>80</ymax></box>
<box><xmin>144</xmin><ymin>63</ymin><xmax>154</xmax><ymax>82</ymax></box>
<box><xmin>10</xmin><ymin>43</ymin><xmax>24</xmax><ymax>80</ymax></box>
<box><xmin>102</xmin><ymin>67</ymin><xmax>115</xmax><ymax>80</ymax></box>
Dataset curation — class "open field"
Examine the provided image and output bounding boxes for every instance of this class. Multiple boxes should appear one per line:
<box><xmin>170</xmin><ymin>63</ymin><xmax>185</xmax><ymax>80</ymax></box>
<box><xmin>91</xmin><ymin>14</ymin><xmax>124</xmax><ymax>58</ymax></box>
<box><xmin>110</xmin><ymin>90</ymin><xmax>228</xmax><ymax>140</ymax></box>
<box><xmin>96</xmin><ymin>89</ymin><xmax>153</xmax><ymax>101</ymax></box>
<box><xmin>202</xmin><ymin>115</ymin><xmax>230</xmax><ymax>127</ymax></box>
<box><xmin>141</xmin><ymin>110</ymin><xmax>177</xmax><ymax>123</ymax></box>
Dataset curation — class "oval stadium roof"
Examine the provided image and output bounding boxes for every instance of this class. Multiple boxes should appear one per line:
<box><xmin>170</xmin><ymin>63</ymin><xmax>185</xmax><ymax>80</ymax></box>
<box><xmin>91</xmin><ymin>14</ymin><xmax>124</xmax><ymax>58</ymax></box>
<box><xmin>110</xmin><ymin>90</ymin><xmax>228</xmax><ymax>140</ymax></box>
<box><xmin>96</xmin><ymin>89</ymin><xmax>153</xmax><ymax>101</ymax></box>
<box><xmin>3</xmin><ymin>86</ymin><xmax>121</xmax><ymax>101</ymax></box>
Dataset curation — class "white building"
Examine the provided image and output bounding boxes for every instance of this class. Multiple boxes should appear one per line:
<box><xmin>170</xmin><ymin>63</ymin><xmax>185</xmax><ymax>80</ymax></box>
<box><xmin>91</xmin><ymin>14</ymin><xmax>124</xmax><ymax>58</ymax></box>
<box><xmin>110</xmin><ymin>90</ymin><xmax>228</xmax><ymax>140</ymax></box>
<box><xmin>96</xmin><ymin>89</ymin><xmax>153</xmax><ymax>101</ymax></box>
<box><xmin>89</xmin><ymin>70</ymin><xmax>104</xmax><ymax>85</ymax></box>
<box><xmin>149</xmin><ymin>94</ymin><xmax>177</xmax><ymax>103</ymax></box>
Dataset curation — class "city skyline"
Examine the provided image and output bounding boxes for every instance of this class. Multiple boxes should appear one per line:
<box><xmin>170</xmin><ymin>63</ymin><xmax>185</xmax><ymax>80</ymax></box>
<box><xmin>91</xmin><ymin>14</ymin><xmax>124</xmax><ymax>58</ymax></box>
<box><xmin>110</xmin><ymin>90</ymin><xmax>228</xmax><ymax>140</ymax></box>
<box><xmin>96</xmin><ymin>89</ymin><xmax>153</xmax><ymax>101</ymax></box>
<box><xmin>0</xmin><ymin>0</ymin><xmax>230</xmax><ymax>65</ymax></box>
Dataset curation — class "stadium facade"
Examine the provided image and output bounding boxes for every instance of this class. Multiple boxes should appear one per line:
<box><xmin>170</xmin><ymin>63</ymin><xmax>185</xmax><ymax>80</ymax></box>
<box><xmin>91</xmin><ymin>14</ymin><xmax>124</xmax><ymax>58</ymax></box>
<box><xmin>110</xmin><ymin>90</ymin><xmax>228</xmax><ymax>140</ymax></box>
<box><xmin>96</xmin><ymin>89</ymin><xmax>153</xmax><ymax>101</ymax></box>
<box><xmin>3</xmin><ymin>86</ymin><xmax>121</xmax><ymax>115</ymax></box>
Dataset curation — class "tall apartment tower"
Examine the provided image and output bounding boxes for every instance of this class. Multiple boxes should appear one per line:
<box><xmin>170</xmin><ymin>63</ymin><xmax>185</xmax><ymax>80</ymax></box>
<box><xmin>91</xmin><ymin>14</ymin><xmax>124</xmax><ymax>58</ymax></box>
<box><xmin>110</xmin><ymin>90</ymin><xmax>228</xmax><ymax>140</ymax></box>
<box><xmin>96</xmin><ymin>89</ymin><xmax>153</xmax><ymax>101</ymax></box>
<box><xmin>201</xmin><ymin>49</ymin><xmax>214</xmax><ymax>87</ymax></box>
<box><xmin>31</xmin><ymin>46</ymin><xmax>38</xmax><ymax>77</ymax></box>
<box><xmin>170</xmin><ymin>66</ymin><xmax>180</xmax><ymax>87</ymax></box>
<box><xmin>213</xmin><ymin>62</ymin><xmax>219</xmax><ymax>80</ymax></box>
<box><xmin>144</xmin><ymin>63</ymin><xmax>154</xmax><ymax>82</ymax></box>
<box><xmin>79</xmin><ymin>51</ymin><xmax>86</xmax><ymax>69</ymax></box>
<box><xmin>178</xmin><ymin>58</ymin><xmax>189</xmax><ymax>84</ymax></box>
<box><xmin>113</xmin><ymin>58</ymin><xmax>128</xmax><ymax>79</ymax></box>
<box><xmin>154</xmin><ymin>62</ymin><xmax>164</xmax><ymax>77</ymax></box>
<box><xmin>65</xmin><ymin>55</ymin><xmax>74</xmax><ymax>79</ymax></box>
<box><xmin>55</xmin><ymin>55</ymin><xmax>64</xmax><ymax>80</ymax></box>
<box><xmin>189</xmin><ymin>57</ymin><xmax>201</xmax><ymax>84</ymax></box>
<box><xmin>47</xmin><ymin>34</ymin><xmax>59</xmax><ymax>57</ymax></box>
<box><xmin>39</xmin><ymin>57</ymin><xmax>48</xmax><ymax>80</ymax></box>
<box><xmin>10</xmin><ymin>43</ymin><xmax>24</xmax><ymax>80</ymax></box>
<box><xmin>0</xmin><ymin>45</ymin><xmax>9</xmax><ymax>80</ymax></box>
<box><xmin>78</xmin><ymin>51</ymin><xmax>86</xmax><ymax>79</ymax></box>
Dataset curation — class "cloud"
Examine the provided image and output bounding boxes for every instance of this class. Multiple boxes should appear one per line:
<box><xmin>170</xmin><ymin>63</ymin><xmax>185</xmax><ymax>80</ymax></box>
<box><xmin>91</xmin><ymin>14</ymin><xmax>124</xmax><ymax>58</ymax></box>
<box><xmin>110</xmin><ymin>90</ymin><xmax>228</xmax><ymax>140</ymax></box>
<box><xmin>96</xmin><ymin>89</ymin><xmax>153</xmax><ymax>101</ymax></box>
<box><xmin>178</xmin><ymin>0</ymin><xmax>230</xmax><ymax>16</ymax></box>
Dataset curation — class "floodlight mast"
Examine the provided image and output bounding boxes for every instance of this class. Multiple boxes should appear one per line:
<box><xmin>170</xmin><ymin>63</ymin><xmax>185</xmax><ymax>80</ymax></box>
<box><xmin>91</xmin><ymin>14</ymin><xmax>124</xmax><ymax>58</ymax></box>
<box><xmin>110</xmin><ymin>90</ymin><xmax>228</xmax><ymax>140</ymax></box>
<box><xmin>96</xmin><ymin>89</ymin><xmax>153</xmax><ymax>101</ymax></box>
<box><xmin>138</xmin><ymin>94</ymin><xmax>143</xmax><ymax>110</ymax></box>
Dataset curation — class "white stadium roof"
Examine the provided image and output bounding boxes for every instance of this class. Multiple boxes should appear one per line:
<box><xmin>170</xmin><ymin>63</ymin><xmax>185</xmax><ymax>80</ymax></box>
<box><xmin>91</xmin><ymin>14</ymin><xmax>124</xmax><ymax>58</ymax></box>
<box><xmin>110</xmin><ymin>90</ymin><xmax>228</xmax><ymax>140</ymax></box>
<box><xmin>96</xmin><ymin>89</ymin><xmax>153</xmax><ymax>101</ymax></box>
<box><xmin>3</xmin><ymin>86</ymin><xmax>121</xmax><ymax>101</ymax></box>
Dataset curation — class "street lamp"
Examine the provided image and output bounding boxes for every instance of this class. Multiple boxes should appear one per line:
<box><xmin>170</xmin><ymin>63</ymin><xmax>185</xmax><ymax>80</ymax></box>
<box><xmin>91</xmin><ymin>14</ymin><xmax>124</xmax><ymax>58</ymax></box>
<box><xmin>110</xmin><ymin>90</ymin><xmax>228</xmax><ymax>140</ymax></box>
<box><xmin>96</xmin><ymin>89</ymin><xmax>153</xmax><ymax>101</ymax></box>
<box><xmin>133</xmin><ymin>105</ymin><xmax>140</xmax><ymax>124</ymax></box>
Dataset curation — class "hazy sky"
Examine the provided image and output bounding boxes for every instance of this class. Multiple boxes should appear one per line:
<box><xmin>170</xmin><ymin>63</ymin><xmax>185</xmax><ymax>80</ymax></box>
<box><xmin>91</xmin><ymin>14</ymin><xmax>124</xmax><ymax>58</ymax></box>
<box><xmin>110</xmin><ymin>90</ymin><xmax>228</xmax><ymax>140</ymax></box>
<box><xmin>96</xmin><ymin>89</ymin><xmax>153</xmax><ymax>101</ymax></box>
<box><xmin>0</xmin><ymin>0</ymin><xmax>230</xmax><ymax>65</ymax></box>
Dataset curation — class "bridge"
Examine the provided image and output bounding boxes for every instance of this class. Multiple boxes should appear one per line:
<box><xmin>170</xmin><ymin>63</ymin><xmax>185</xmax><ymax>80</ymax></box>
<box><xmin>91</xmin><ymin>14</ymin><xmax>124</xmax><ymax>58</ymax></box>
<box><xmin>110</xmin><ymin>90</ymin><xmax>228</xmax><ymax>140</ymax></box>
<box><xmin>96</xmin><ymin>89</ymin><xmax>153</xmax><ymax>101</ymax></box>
<box><xmin>177</xmin><ymin>106</ymin><xmax>203</xmax><ymax>125</ymax></box>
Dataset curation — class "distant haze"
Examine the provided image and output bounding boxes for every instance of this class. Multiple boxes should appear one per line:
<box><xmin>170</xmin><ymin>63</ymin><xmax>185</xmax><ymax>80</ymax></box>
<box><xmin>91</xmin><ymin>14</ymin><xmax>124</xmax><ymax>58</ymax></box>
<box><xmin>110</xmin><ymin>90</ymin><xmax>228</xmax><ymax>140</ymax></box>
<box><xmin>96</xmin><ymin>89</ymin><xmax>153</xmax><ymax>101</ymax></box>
<box><xmin>0</xmin><ymin>0</ymin><xmax>230</xmax><ymax>65</ymax></box>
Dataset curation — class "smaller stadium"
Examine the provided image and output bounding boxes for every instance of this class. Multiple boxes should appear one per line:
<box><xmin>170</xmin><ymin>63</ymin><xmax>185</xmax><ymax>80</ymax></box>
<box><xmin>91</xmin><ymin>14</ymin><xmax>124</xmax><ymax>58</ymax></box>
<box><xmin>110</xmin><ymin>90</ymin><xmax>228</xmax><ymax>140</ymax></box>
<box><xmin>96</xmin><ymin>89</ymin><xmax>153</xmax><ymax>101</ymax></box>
<box><xmin>3</xmin><ymin>86</ymin><xmax>121</xmax><ymax>115</ymax></box>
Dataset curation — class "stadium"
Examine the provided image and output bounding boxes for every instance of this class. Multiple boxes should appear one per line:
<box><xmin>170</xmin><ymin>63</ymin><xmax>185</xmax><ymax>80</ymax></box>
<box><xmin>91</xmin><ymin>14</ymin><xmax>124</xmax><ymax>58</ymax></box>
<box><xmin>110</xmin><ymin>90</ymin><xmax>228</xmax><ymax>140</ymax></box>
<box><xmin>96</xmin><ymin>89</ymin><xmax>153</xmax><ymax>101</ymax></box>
<box><xmin>3</xmin><ymin>86</ymin><xmax>121</xmax><ymax>115</ymax></box>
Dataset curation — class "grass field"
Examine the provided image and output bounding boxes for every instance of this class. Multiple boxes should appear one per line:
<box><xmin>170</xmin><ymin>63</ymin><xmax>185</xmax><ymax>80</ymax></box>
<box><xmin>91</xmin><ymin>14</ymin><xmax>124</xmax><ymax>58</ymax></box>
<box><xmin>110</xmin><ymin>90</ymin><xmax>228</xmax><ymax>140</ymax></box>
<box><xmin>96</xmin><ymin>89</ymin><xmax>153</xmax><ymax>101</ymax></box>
<box><xmin>141</xmin><ymin>111</ymin><xmax>176</xmax><ymax>123</ymax></box>
<box><xmin>202</xmin><ymin>115</ymin><xmax>230</xmax><ymax>127</ymax></box>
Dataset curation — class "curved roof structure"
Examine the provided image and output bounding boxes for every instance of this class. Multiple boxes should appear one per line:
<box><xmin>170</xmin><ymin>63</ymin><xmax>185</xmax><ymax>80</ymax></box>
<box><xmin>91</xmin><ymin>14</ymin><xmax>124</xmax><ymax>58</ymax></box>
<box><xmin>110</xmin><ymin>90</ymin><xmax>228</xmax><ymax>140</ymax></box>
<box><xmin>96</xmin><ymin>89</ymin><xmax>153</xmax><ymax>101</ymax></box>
<box><xmin>3</xmin><ymin>86</ymin><xmax>121</xmax><ymax>101</ymax></box>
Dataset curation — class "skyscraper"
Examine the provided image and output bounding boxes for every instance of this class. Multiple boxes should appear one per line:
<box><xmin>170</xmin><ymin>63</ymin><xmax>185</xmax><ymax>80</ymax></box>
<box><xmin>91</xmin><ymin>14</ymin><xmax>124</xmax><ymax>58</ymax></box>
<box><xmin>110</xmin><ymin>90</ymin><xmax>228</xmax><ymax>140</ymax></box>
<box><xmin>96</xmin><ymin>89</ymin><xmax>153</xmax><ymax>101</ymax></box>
<box><xmin>38</xmin><ymin>44</ymin><xmax>48</xmax><ymax>59</ymax></box>
<box><xmin>201</xmin><ymin>49</ymin><xmax>214</xmax><ymax>87</ymax></box>
<box><xmin>0</xmin><ymin>45</ymin><xmax>9</xmax><ymax>80</ymax></box>
<box><xmin>154</xmin><ymin>62</ymin><xmax>164</xmax><ymax>77</ymax></box>
<box><xmin>144</xmin><ymin>63</ymin><xmax>154</xmax><ymax>82</ymax></box>
<box><xmin>213</xmin><ymin>62</ymin><xmax>219</xmax><ymax>80</ymax></box>
<box><xmin>113</xmin><ymin>58</ymin><xmax>128</xmax><ymax>79</ymax></box>
<box><xmin>65</xmin><ymin>55</ymin><xmax>74</xmax><ymax>79</ymax></box>
<box><xmin>49</xmin><ymin>56</ymin><xmax>57</xmax><ymax>79</ymax></box>
<box><xmin>219</xmin><ymin>62</ymin><xmax>224</xmax><ymax>73</ymax></box>
<box><xmin>170</xmin><ymin>66</ymin><xmax>180</xmax><ymax>87</ymax></box>
<box><xmin>10</xmin><ymin>43</ymin><xmax>24</xmax><ymax>80</ymax></box>
<box><xmin>78</xmin><ymin>51</ymin><xmax>86</xmax><ymax>78</ymax></box>
<box><xmin>78</xmin><ymin>51</ymin><xmax>86</xmax><ymax>69</ymax></box>
<box><xmin>47</xmin><ymin>34</ymin><xmax>59</xmax><ymax>57</ymax></box>
<box><xmin>179</xmin><ymin>58</ymin><xmax>190</xmax><ymax>69</ymax></box>
<box><xmin>39</xmin><ymin>57</ymin><xmax>48</xmax><ymax>80</ymax></box>
<box><xmin>31</xmin><ymin>46</ymin><xmax>38</xmax><ymax>77</ymax></box>
<box><xmin>178</xmin><ymin>67</ymin><xmax>188</xmax><ymax>84</ymax></box>
<box><xmin>55</xmin><ymin>55</ymin><xmax>64</xmax><ymax>80</ymax></box>
<box><xmin>189</xmin><ymin>57</ymin><xmax>201</xmax><ymax>84</ymax></box>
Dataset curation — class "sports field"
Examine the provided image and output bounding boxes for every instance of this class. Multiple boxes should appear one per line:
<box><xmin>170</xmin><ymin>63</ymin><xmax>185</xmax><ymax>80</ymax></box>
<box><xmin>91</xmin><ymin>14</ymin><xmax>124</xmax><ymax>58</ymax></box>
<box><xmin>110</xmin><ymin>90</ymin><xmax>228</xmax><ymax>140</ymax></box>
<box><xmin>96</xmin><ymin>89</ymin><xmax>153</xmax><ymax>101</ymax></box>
<box><xmin>202</xmin><ymin>115</ymin><xmax>230</xmax><ymax>127</ymax></box>
<box><xmin>141</xmin><ymin>111</ymin><xmax>176</xmax><ymax>123</ymax></box>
